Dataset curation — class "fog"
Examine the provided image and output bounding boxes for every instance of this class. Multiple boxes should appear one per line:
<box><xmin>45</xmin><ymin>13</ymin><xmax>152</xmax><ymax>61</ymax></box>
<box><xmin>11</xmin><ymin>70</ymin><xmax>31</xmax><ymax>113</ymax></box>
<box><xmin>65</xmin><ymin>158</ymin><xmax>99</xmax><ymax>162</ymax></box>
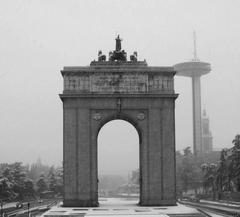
<box><xmin>98</xmin><ymin>120</ymin><xmax>139</xmax><ymax>176</ymax></box>
<box><xmin>0</xmin><ymin>1</ymin><xmax>240</xmax><ymax>174</ymax></box>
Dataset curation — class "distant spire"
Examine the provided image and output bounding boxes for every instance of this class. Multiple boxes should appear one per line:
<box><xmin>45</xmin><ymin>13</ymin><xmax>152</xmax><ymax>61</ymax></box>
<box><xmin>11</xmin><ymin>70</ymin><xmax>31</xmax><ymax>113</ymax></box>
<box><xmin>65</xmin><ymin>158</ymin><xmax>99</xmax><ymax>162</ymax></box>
<box><xmin>192</xmin><ymin>30</ymin><xmax>199</xmax><ymax>62</ymax></box>
<box><xmin>203</xmin><ymin>108</ymin><xmax>207</xmax><ymax>117</ymax></box>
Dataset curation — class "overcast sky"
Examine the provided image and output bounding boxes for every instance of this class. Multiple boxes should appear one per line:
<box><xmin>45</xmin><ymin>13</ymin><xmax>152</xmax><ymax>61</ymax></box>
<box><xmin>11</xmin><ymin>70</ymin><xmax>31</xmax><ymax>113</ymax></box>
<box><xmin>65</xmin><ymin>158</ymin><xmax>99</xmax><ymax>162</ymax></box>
<box><xmin>0</xmin><ymin>0</ymin><xmax>240</xmax><ymax>175</ymax></box>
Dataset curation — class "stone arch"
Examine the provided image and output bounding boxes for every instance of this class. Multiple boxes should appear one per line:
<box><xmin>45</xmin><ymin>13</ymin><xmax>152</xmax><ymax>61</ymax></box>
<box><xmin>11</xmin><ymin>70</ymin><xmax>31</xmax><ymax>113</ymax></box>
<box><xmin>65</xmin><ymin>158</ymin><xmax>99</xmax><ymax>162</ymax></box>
<box><xmin>90</xmin><ymin>110</ymin><xmax>146</xmax><ymax>205</ymax></box>
<box><xmin>96</xmin><ymin>114</ymin><xmax>142</xmax><ymax>145</ymax></box>
<box><xmin>61</xmin><ymin>61</ymin><xmax>178</xmax><ymax>207</ymax></box>
<box><xmin>97</xmin><ymin>117</ymin><xmax>141</xmax><ymax>200</ymax></box>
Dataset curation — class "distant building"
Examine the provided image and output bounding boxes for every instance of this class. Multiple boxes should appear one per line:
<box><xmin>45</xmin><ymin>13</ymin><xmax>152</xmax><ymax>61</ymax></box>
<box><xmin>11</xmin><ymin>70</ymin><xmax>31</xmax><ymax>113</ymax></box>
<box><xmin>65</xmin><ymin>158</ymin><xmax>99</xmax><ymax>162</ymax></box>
<box><xmin>202</xmin><ymin>109</ymin><xmax>213</xmax><ymax>153</ymax></box>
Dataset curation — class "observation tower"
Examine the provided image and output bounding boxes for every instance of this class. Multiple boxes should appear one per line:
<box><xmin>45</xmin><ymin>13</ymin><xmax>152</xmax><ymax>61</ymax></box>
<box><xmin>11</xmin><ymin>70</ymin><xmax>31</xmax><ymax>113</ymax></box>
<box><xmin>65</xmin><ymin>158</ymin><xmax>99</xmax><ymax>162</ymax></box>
<box><xmin>174</xmin><ymin>32</ymin><xmax>211</xmax><ymax>155</ymax></box>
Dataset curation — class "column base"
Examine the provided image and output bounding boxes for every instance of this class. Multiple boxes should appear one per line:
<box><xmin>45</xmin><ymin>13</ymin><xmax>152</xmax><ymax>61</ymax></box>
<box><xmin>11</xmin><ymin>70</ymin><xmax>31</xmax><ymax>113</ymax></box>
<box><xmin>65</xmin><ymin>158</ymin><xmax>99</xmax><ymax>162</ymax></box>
<box><xmin>139</xmin><ymin>199</ymin><xmax>176</xmax><ymax>206</ymax></box>
<box><xmin>63</xmin><ymin>199</ymin><xmax>99</xmax><ymax>207</ymax></box>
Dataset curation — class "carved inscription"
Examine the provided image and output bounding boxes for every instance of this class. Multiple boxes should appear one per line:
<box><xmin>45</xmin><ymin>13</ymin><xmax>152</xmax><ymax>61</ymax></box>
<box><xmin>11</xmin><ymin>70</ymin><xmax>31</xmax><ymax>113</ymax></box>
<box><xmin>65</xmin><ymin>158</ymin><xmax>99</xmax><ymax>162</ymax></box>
<box><xmin>64</xmin><ymin>75</ymin><xmax>90</xmax><ymax>91</ymax></box>
<box><xmin>91</xmin><ymin>73</ymin><xmax>148</xmax><ymax>93</ymax></box>
<box><xmin>148</xmin><ymin>75</ymin><xmax>173</xmax><ymax>92</ymax></box>
<box><xmin>63</xmin><ymin>73</ymin><xmax>173</xmax><ymax>93</ymax></box>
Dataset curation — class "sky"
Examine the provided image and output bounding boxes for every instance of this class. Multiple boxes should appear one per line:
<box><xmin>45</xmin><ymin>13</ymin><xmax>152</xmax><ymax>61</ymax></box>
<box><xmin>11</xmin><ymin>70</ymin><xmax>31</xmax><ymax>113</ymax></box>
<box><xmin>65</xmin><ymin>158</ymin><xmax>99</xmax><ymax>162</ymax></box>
<box><xmin>0</xmin><ymin>0</ymin><xmax>240</xmax><ymax>175</ymax></box>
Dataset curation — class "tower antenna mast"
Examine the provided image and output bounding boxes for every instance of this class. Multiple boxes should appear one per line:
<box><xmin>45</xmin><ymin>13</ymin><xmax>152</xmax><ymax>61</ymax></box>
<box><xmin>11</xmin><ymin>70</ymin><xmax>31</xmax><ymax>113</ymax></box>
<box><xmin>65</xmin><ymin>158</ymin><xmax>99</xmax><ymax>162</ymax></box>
<box><xmin>193</xmin><ymin>30</ymin><xmax>199</xmax><ymax>61</ymax></box>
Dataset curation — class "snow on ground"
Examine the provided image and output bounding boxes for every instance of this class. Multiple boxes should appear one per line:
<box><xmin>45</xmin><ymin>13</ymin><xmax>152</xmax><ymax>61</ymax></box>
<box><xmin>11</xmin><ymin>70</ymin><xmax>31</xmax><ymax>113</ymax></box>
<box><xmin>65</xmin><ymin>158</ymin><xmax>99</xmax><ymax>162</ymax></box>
<box><xmin>42</xmin><ymin>198</ymin><xmax>202</xmax><ymax>217</ymax></box>
<box><xmin>202</xmin><ymin>211</ymin><xmax>224</xmax><ymax>217</ymax></box>
<box><xmin>2</xmin><ymin>202</ymin><xmax>17</xmax><ymax>209</ymax></box>
<box><xmin>200</xmin><ymin>199</ymin><xmax>240</xmax><ymax>208</ymax></box>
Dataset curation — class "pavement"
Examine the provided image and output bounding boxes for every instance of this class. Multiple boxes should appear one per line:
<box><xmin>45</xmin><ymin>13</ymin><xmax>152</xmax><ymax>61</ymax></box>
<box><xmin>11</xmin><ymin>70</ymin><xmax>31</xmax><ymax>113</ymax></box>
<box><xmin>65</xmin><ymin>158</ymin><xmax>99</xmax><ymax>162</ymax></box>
<box><xmin>42</xmin><ymin>198</ymin><xmax>204</xmax><ymax>217</ymax></box>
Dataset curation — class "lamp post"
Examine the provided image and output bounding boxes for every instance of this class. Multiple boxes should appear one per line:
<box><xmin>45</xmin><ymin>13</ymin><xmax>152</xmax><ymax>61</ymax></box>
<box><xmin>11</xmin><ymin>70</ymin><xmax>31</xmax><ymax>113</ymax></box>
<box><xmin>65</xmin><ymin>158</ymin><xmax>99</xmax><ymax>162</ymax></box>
<box><xmin>0</xmin><ymin>200</ymin><xmax>3</xmax><ymax>217</ymax></box>
<box><xmin>27</xmin><ymin>202</ymin><xmax>30</xmax><ymax>217</ymax></box>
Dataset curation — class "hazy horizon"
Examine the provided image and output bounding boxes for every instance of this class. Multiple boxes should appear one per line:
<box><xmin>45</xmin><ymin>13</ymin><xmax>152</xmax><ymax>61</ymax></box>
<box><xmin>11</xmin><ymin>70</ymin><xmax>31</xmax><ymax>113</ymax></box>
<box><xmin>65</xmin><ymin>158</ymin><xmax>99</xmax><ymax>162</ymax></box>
<box><xmin>1</xmin><ymin>1</ymin><xmax>240</xmax><ymax>175</ymax></box>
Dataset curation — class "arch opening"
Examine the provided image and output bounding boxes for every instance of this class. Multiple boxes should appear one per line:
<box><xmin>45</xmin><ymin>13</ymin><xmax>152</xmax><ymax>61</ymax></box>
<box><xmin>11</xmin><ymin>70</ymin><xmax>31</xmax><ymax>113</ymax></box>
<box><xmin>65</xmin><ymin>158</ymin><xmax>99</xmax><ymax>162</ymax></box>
<box><xmin>97</xmin><ymin>119</ymin><xmax>140</xmax><ymax>203</ymax></box>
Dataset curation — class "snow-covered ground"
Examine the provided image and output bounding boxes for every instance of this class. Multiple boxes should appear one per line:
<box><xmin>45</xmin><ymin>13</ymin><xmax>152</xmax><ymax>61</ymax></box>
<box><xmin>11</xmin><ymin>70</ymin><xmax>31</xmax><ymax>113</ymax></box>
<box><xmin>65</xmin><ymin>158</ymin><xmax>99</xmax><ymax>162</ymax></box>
<box><xmin>200</xmin><ymin>199</ymin><xmax>240</xmax><ymax>208</ymax></box>
<box><xmin>42</xmin><ymin>198</ymin><xmax>203</xmax><ymax>217</ymax></box>
<box><xmin>2</xmin><ymin>202</ymin><xmax>17</xmax><ymax>209</ymax></box>
<box><xmin>203</xmin><ymin>210</ymin><xmax>224</xmax><ymax>217</ymax></box>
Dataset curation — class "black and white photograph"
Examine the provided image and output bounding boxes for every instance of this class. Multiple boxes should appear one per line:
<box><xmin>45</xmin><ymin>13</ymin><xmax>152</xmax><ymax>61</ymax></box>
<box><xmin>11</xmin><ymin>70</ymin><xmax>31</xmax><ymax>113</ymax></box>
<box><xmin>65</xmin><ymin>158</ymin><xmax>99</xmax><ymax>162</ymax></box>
<box><xmin>0</xmin><ymin>1</ymin><xmax>240</xmax><ymax>216</ymax></box>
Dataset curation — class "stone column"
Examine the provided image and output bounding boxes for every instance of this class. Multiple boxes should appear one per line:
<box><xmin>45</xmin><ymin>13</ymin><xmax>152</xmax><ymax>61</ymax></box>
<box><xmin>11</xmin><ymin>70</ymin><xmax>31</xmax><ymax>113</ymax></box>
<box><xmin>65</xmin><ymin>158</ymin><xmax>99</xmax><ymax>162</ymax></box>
<box><xmin>63</xmin><ymin>104</ymin><xmax>98</xmax><ymax>207</ymax></box>
<box><xmin>140</xmin><ymin>99</ymin><xmax>176</xmax><ymax>206</ymax></box>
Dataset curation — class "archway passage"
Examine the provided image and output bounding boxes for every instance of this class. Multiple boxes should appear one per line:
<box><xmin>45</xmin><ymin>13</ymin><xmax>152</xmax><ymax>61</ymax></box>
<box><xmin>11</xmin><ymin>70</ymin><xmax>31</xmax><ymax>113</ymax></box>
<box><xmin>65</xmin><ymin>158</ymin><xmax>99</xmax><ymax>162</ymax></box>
<box><xmin>98</xmin><ymin>120</ymin><xmax>140</xmax><ymax>203</ymax></box>
<box><xmin>60</xmin><ymin>58</ymin><xmax>178</xmax><ymax>207</ymax></box>
<box><xmin>61</xmin><ymin>103</ymin><xmax>177</xmax><ymax>207</ymax></box>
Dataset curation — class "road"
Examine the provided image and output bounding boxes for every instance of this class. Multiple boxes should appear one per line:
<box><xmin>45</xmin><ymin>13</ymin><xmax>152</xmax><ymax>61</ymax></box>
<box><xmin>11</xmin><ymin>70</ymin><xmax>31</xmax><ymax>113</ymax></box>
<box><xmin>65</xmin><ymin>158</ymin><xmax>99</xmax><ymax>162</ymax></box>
<box><xmin>180</xmin><ymin>200</ymin><xmax>240</xmax><ymax>217</ymax></box>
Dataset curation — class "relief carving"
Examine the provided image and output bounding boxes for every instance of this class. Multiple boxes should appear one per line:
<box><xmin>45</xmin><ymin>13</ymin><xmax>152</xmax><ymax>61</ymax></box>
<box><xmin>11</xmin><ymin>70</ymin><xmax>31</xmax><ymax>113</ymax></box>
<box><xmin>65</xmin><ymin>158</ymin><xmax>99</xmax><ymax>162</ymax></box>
<box><xmin>92</xmin><ymin>112</ymin><xmax>102</xmax><ymax>121</ymax></box>
<box><xmin>137</xmin><ymin>112</ymin><xmax>145</xmax><ymax>121</ymax></box>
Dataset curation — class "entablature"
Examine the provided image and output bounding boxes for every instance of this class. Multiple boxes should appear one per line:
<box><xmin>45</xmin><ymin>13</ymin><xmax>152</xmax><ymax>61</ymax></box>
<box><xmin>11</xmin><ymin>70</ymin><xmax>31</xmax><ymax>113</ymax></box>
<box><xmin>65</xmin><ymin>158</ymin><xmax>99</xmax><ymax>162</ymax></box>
<box><xmin>61</xmin><ymin>66</ymin><xmax>176</xmax><ymax>94</ymax></box>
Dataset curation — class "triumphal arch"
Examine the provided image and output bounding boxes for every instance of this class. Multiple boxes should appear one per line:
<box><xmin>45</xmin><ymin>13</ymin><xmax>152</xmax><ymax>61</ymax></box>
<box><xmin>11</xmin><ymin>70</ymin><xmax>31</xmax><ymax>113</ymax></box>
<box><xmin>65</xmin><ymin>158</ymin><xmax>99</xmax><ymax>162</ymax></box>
<box><xmin>60</xmin><ymin>36</ymin><xmax>178</xmax><ymax>207</ymax></box>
